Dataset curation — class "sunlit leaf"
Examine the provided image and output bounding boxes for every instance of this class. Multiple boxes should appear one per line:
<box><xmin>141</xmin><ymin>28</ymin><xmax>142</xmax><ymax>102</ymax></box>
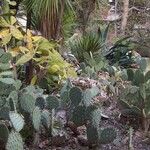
<box><xmin>11</xmin><ymin>27</ymin><xmax>23</xmax><ymax>40</ymax></box>
<box><xmin>0</xmin><ymin>17</ymin><xmax>9</xmax><ymax>27</ymax></box>
<box><xmin>10</xmin><ymin>16</ymin><xmax>17</xmax><ymax>25</ymax></box>
<box><xmin>19</xmin><ymin>46</ymin><xmax>29</xmax><ymax>53</ymax></box>
<box><xmin>16</xmin><ymin>52</ymin><xmax>34</xmax><ymax>65</ymax></box>
<box><xmin>31</xmin><ymin>75</ymin><xmax>38</xmax><ymax>85</ymax></box>
<box><xmin>0</xmin><ymin>29</ymin><xmax>10</xmax><ymax>38</ymax></box>
<box><xmin>2</xmin><ymin>33</ymin><xmax>12</xmax><ymax>45</ymax></box>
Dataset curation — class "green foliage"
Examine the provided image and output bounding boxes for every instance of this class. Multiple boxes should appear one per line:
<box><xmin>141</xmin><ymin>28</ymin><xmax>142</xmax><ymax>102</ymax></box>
<box><xmin>104</xmin><ymin>37</ymin><xmax>135</xmax><ymax>67</ymax></box>
<box><xmin>6</xmin><ymin>131</ymin><xmax>24</xmax><ymax>150</ymax></box>
<box><xmin>69</xmin><ymin>24</ymin><xmax>110</xmax><ymax>73</ymax></box>
<box><xmin>119</xmin><ymin>69</ymin><xmax>150</xmax><ymax>132</ymax></box>
<box><xmin>0</xmin><ymin>0</ymin><xmax>76</xmax><ymax>87</ymax></box>
<box><xmin>32</xmin><ymin>107</ymin><xmax>41</xmax><ymax>131</ymax></box>
<box><xmin>20</xmin><ymin>93</ymin><xmax>36</xmax><ymax>113</ymax></box>
<box><xmin>0</xmin><ymin>122</ymin><xmax>9</xmax><ymax>143</ymax></box>
<box><xmin>69</xmin><ymin>87</ymin><xmax>83</xmax><ymax>107</ymax></box>
<box><xmin>69</xmin><ymin>28</ymin><xmax>109</xmax><ymax>73</ymax></box>
<box><xmin>9</xmin><ymin>112</ymin><xmax>25</xmax><ymax>132</ymax></box>
<box><xmin>99</xmin><ymin>128</ymin><xmax>117</xmax><ymax>144</ymax></box>
<box><xmin>46</xmin><ymin>96</ymin><xmax>59</xmax><ymax>110</ymax></box>
<box><xmin>60</xmin><ymin>82</ymin><xmax>116</xmax><ymax>146</ymax></box>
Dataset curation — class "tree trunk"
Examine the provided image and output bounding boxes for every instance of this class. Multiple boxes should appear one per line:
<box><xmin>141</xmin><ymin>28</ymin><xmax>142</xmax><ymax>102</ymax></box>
<box><xmin>76</xmin><ymin>0</ymin><xmax>96</xmax><ymax>34</ymax></box>
<box><xmin>121</xmin><ymin>0</ymin><xmax>129</xmax><ymax>35</ymax></box>
<box><xmin>25</xmin><ymin>11</ymin><xmax>33</xmax><ymax>84</ymax></box>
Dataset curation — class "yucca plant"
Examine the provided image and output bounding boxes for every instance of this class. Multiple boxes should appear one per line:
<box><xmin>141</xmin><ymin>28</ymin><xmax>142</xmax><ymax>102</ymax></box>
<box><xmin>22</xmin><ymin>0</ymin><xmax>74</xmax><ymax>40</ymax></box>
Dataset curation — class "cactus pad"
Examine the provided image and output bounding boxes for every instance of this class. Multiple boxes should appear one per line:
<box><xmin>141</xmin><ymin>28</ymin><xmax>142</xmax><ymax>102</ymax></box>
<box><xmin>9</xmin><ymin>112</ymin><xmax>24</xmax><ymax>132</ymax></box>
<box><xmin>69</xmin><ymin>87</ymin><xmax>83</xmax><ymax>107</ymax></box>
<box><xmin>0</xmin><ymin>123</ymin><xmax>9</xmax><ymax>143</ymax></box>
<box><xmin>32</xmin><ymin>107</ymin><xmax>41</xmax><ymax>131</ymax></box>
<box><xmin>99</xmin><ymin>128</ymin><xmax>116</xmax><ymax>144</ymax></box>
<box><xmin>6</xmin><ymin>131</ymin><xmax>23</xmax><ymax>150</ymax></box>
<box><xmin>46</xmin><ymin>95</ymin><xmax>59</xmax><ymax>110</ymax></box>
<box><xmin>20</xmin><ymin>93</ymin><xmax>36</xmax><ymax>113</ymax></box>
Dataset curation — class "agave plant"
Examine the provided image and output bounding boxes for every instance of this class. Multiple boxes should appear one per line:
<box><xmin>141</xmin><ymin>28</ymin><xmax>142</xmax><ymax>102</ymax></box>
<box><xmin>69</xmin><ymin>24</ymin><xmax>110</xmax><ymax>63</ymax></box>
<box><xmin>104</xmin><ymin>36</ymin><xmax>135</xmax><ymax>67</ymax></box>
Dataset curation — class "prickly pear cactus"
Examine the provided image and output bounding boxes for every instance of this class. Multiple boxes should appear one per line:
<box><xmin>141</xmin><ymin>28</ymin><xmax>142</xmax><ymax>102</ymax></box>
<box><xmin>133</xmin><ymin>69</ymin><xmax>145</xmax><ymax>86</ymax></box>
<box><xmin>71</xmin><ymin>105</ymin><xmax>86</xmax><ymax>126</ymax></box>
<box><xmin>0</xmin><ymin>107</ymin><xmax>10</xmax><ymax>120</ymax></box>
<box><xmin>83</xmin><ymin>87</ymin><xmax>100</xmax><ymax>107</ymax></box>
<box><xmin>99</xmin><ymin>128</ymin><xmax>116</xmax><ymax>144</ymax></box>
<box><xmin>41</xmin><ymin>109</ymin><xmax>51</xmax><ymax>128</ymax></box>
<box><xmin>32</xmin><ymin>107</ymin><xmax>41</xmax><ymax>131</ymax></box>
<box><xmin>6</xmin><ymin>131</ymin><xmax>24</xmax><ymax>150</ymax></box>
<box><xmin>46</xmin><ymin>95</ymin><xmax>59</xmax><ymax>110</ymax></box>
<box><xmin>35</xmin><ymin>97</ymin><xmax>45</xmax><ymax>110</ymax></box>
<box><xmin>83</xmin><ymin>89</ymin><xmax>93</xmax><ymax>107</ymax></box>
<box><xmin>0</xmin><ymin>123</ymin><xmax>9</xmax><ymax>142</ymax></box>
<box><xmin>87</xmin><ymin>125</ymin><xmax>99</xmax><ymax>145</ymax></box>
<box><xmin>69</xmin><ymin>87</ymin><xmax>83</xmax><ymax>107</ymax></box>
<box><xmin>88</xmin><ymin>108</ymin><xmax>101</xmax><ymax>128</ymax></box>
<box><xmin>9</xmin><ymin>112</ymin><xmax>24</xmax><ymax>132</ymax></box>
<box><xmin>20</xmin><ymin>93</ymin><xmax>36</xmax><ymax>113</ymax></box>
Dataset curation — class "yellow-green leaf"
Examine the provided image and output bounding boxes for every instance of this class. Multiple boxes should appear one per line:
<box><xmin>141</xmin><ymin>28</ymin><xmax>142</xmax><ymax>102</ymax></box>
<box><xmin>32</xmin><ymin>36</ymin><xmax>42</xmax><ymax>42</ymax></box>
<box><xmin>0</xmin><ymin>17</ymin><xmax>9</xmax><ymax>27</ymax></box>
<box><xmin>0</xmin><ymin>29</ymin><xmax>10</xmax><ymax>38</ymax></box>
<box><xmin>48</xmin><ymin>65</ymin><xmax>60</xmax><ymax>74</ymax></box>
<box><xmin>10</xmin><ymin>16</ymin><xmax>17</xmax><ymax>25</ymax></box>
<box><xmin>16</xmin><ymin>52</ymin><xmax>34</xmax><ymax>65</ymax></box>
<box><xmin>6</xmin><ymin>0</ymin><xmax>17</xmax><ymax>6</ymax></box>
<box><xmin>19</xmin><ymin>46</ymin><xmax>29</xmax><ymax>53</ymax></box>
<box><xmin>2</xmin><ymin>33</ymin><xmax>12</xmax><ymax>45</ymax></box>
<box><xmin>31</xmin><ymin>75</ymin><xmax>38</xmax><ymax>85</ymax></box>
<box><xmin>26</xmin><ymin>29</ymin><xmax>33</xmax><ymax>50</ymax></box>
<box><xmin>10</xmin><ymin>47</ymin><xmax>20</xmax><ymax>57</ymax></box>
<box><xmin>11</xmin><ymin>27</ymin><xmax>23</xmax><ymax>40</ymax></box>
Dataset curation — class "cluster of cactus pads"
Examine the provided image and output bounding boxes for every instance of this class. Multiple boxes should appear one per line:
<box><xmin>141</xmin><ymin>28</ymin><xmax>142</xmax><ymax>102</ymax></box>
<box><xmin>60</xmin><ymin>79</ymin><xmax>116</xmax><ymax>146</ymax></box>
<box><xmin>119</xmin><ymin>69</ymin><xmax>150</xmax><ymax>132</ymax></box>
<box><xmin>0</xmin><ymin>49</ymin><xmax>116</xmax><ymax>149</ymax></box>
<box><xmin>0</xmin><ymin>79</ymin><xmax>60</xmax><ymax>150</ymax></box>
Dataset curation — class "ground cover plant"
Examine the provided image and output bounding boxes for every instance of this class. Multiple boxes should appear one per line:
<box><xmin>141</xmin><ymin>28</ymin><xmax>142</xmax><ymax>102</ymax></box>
<box><xmin>0</xmin><ymin>0</ymin><xmax>150</xmax><ymax>150</ymax></box>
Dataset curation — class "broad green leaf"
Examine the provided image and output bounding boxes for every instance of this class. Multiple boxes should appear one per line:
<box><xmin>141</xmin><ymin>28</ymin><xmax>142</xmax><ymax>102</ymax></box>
<box><xmin>19</xmin><ymin>46</ymin><xmax>29</xmax><ymax>53</ymax></box>
<box><xmin>0</xmin><ymin>17</ymin><xmax>9</xmax><ymax>27</ymax></box>
<box><xmin>2</xmin><ymin>33</ymin><xmax>12</xmax><ymax>45</ymax></box>
<box><xmin>0</xmin><ymin>29</ymin><xmax>9</xmax><ymax>38</ymax></box>
<box><xmin>16</xmin><ymin>52</ymin><xmax>34</xmax><ymax>65</ymax></box>
<box><xmin>6</xmin><ymin>0</ymin><xmax>17</xmax><ymax>6</ymax></box>
<box><xmin>10</xmin><ymin>16</ymin><xmax>17</xmax><ymax>25</ymax></box>
<box><xmin>11</xmin><ymin>27</ymin><xmax>23</xmax><ymax>40</ymax></box>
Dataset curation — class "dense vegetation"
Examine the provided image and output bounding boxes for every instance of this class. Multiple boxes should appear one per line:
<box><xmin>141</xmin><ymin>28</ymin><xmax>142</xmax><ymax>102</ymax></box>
<box><xmin>0</xmin><ymin>0</ymin><xmax>150</xmax><ymax>150</ymax></box>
